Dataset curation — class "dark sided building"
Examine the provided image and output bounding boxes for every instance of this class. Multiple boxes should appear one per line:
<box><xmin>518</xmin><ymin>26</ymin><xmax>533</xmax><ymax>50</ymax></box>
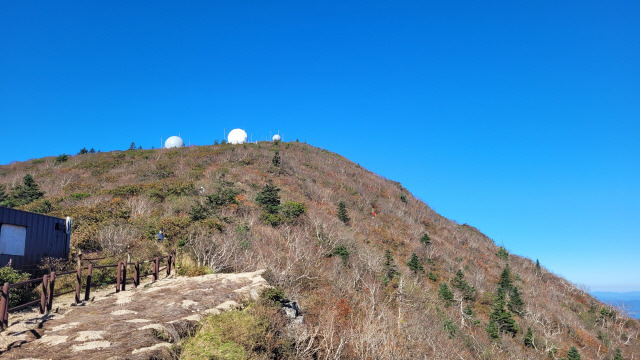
<box><xmin>0</xmin><ymin>206</ymin><xmax>71</xmax><ymax>270</ymax></box>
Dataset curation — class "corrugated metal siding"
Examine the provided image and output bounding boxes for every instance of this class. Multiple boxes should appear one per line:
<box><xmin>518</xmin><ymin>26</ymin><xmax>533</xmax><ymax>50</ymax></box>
<box><xmin>0</xmin><ymin>206</ymin><xmax>70</xmax><ymax>270</ymax></box>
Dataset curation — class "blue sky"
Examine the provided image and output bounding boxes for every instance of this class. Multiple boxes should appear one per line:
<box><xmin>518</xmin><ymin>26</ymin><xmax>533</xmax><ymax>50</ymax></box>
<box><xmin>1</xmin><ymin>1</ymin><xmax>638</xmax><ymax>291</ymax></box>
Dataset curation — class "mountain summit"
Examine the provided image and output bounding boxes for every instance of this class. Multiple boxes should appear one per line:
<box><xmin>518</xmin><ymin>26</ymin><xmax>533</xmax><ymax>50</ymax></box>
<box><xmin>1</xmin><ymin>142</ymin><xmax>638</xmax><ymax>359</ymax></box>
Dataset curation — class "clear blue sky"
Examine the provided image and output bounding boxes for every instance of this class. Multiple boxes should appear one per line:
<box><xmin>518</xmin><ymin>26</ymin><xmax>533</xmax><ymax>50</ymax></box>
<box><xmin>1</xmin><ymin>1</ymin><xmax>638</xmax><ymax>291</ymax></box>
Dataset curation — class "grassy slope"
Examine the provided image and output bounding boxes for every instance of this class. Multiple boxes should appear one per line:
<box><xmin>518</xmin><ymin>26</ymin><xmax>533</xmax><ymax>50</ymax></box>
<box><xmin>1</xmin><ymin>142</ymin><xmax>638</xmax><ymax>359</ymax></box>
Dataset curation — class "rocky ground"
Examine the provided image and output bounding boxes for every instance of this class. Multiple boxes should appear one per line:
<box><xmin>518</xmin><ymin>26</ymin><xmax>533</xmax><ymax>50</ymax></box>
<box><xmin>0</xmin><ymin>270</ymin><xmax>269</xmax><ymax>360</ymax></box>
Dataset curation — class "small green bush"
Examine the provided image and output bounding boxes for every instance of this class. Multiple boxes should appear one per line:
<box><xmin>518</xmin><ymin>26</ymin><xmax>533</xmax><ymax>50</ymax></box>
<box><xmin>0</xmin><ymin>267</ymin><xmax>36</xmax><ymax>307</ymax></box>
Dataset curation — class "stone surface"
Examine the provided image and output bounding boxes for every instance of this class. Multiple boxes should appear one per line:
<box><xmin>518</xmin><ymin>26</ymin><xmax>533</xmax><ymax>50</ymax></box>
<box><xmin>0</xmin><ymin>270</ymin><xmax>269</xmax><ymax>360</ymax></box>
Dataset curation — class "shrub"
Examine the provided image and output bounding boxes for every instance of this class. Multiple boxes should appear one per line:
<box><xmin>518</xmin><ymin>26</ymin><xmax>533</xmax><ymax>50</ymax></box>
<box><xmin>70</xmin><ymin>192</ymin><xmax>91</xmax><ymax>200</ymax></box>
<box><xmin>332</xmin><ymin>245</ymin><xmax>350</xmax><ymax>265</ymax></box>
<box><xmin>56</xmin><ymin>154</ymin><xmax>69</xmax><ymax>163</ymax></box>
<box><xmin>261</xmin><ymin>287</ymin><xmax>286</xmax><ymax>307</ymax></box>
<box><xmin>0</xmin><ymin>267</ymin><xmax>35</xmax><ymax>308</ymax></box>
<box><xmin>281</xmin><ymin>201</ymin><xmax>306</xmax><ymax>221</ymax></box>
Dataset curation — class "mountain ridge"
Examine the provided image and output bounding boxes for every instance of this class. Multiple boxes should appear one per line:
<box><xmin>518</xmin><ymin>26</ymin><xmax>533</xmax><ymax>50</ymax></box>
<box><xmin>1</xmin><ymin>142</ymin><xmax>638</xmax><ymax>359</ymax></box>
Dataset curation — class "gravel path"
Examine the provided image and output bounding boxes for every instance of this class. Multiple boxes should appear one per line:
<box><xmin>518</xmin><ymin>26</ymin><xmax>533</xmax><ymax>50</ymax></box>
<box><xmin>0</xmin><ymin>270</ymin><xmax>269</xmax><ymax>360</ymax></box>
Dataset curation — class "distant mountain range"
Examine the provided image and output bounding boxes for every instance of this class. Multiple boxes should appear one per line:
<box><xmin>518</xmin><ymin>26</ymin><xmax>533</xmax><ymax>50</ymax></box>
<box><xmin>592</xmin><ymin>291</ymin><xmax>640</xmax><ymax>319</ymax></box>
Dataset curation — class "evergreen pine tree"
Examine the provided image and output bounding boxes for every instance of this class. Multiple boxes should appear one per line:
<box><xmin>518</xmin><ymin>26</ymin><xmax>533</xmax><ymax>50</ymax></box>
<box><xmin>129</xmin><ymin>142</ymin><xmax>136</xmax><ymax>150</ymax></box>
<box><xmin>337</xmin><ymin>201</ymin><xmax>350</xmax><ymax>225</ymax></box>
<box><xmin>489</xmin><ymin>288</ymin><xmax>519</xmax><ymax>337</ymax></box>
<box><xmin>79</xmin><ymin>147</ymin><xmax>88</xmax><ymax>154</ymax></box>
<box><xmin>406</xmin><ymin>253</ymin><xmax>423</xmax><ymax>273</ymax></box>
<box><xmin>420</xmin><ymin>233</ymin><xmax>431</xmax><ymax>245</ymax></box>
<box><xmin>7</xmin><ymin>174</ymin><xmax>45</xmax><ymax>207</ymax></box>
<box><xmin>383</xmin><ymin>250</ymin><xmax>398</xmax><ymax>283</ymax></box>
<box><xmin>438</xmin><ymin>283</ymin><xmax>454</xmax><ymax>307</ymax></box>
<box><xmin>566</xmin><ymin>346</ymin><xmax>581</xmax><ymax>360</ymax></box>
<box><xmin>524</xmin><ymin>327</ymin><xmax>534</xmax><ymax>347</ymax></box>
<box><xmin>255</xmin><ymin>182</ymin><xmax>281</xmax><ymax>214</ymax></box>
<box><xmin>498</xmin><ymin>265</ymin><xmax>513</xmax><ymax>291</ymax></box>
<box><xmin>536</xmin><ymin>259</ymin><xmax>541</xmax><ymax>272</ymax></box>
<box><xmin>508</xmin><ymin>286</ymin><xmax>525</xmax><ymax>315</ymax></box>
<box><xmin>613</xmin><ymin>347</ymin><xmax>624</xmax><ymax>360</ymax></box>
<box><xmin>272</xmin><ymin>151</ymin><xmax>281</xmax><ymax>167</ymax></box>
<box><xmin>451</xmin><ymin>270</ymin><xmax>477</xmax><ymax>301</ymax></box>
<box><xmin>89</xmin><ymin>148</ymin><xmax>96</xmax><ymax>153</ymax></box>
<box><xmin>486</xmin><ymin>318</ymin><xmax>500</xmax><ymax>339</ymax></box>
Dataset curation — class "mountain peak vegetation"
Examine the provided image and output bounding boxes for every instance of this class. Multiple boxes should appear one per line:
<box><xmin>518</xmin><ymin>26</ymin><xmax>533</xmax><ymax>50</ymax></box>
<box><xmin>1</xmin><ymin>141</ymin><xmax>638</xmax><ymax>359</ymax></box>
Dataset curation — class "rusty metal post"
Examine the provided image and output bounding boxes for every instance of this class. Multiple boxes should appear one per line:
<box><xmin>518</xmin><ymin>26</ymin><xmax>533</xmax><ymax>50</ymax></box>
<box><xmin>116</xmin><ymin>261</ymin><xmax>122</xmax><ymax>293</ymax></box>
<box><xmin>121</xmin><ymin>260</ymin><xmax>127</xmax><ymax>291</ymax></box>
<box><xmin>0</xmin><ymin>282</ymin><xmax>9</xmax><ymax>330</ymax></box>
<box><xmin>48</xmin><ymin>272</ymin><xmax>56</xmax><ymax>311</ymax></box>
<box><xmin>134</xmin><ymin>261</ymin><xmax>139</xmax><ymax>288</ymax></box>
<box><xmin>75</xmin><ymin>266</ymin><xmax>82</xmax><ymax>304</ymax></box>
<box><xmin>153</xmin><ymin>257</ymin><xmax>159</xmax><ymax>282</ymax></box>
<box><xmin>40</xmin><ymin>274</ymin><xmax>48</xmax><ymax>314</ymax></box>
<box><xmin>84</xmin><ymin>265</ymin><xmax>92</xmax><ymax>301</ymax></box>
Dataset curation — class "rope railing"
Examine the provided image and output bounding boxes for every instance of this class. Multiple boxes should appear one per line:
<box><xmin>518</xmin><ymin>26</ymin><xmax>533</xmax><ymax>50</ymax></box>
<box><xmin>0</xmin><ymin>249</ymin><xmax>177</xmax><ymax>331</ymax></box>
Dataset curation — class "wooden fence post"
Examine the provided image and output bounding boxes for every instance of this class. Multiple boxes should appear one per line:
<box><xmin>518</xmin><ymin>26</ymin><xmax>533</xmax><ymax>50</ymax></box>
<box><xmin>40</xmin><ymin>274</ymin><xmax>48</xmax><ymax>314</ymax></box>
<box><xmin>134</xmin><ymin>261</ymin><xmax>139</xmax><ymax>288</ymax></box>
<box><xmin>166</xmin><ymin>255</ymin><xmax>171</xmax><ymax>277</ymax></box>
<box><xmin>48</xmin><ymin>271</ymin><xmax>56</xmax><ymax>312</ymax></box>
<box><xmin>154</xmin><ymin>257</ymin><xmax>159</xmax><ymax>282</ymax></box>
<box><xmin>121</xmin><ymin>260</ymin><xmax>127</xmax><ymax>291</ymax></box>
<box><xmin>116</xmin><ymin>262</ymin><xmax>122</xmax><ymax>293</ymax></box>
<box><xmin>84</xmin><ymin>265</ymin><xmax>92</xmax><ymax>301</ymax></box>
<box><xmin>75</xmin><ymin>266</ymin><xmax>82</xmax><ymax>304</ymax></box>
<box><xmin>0</xmin><ymin>282</ymin><xmax>9</xmax><ymax>330</ymax></box>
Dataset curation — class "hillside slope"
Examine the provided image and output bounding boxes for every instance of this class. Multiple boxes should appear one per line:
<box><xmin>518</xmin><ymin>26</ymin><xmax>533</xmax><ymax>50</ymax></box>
<box><xmin>1</xmin><ymin>142</ymin><xmax>638</xmax><ymax>359</ymax></box>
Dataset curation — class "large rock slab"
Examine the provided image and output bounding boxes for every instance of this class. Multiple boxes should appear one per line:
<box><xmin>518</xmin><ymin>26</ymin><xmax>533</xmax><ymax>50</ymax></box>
<box><xmin>0</xmin><ymin>270</ymin><xmax>269</xmax><ymax>360</ymax></box>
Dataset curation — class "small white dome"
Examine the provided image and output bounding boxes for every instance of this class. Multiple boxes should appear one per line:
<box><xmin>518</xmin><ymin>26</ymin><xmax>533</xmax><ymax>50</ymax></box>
<box><xmin>272</xmin><ymin>134</ymin><xmax>281</xmax><ymax>142</ymax></box>
<box><xmin>165</xmin><ymin>136</ymin><xmax>185</xmax><ymax>148</ymax></box>
<box><xmin>228</xmin><ymin>129</ymin><xmax>248</xmax><ymax>144</ymax></box>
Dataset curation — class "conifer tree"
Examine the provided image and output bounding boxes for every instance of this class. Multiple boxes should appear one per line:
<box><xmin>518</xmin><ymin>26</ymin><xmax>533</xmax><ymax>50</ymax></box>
<box><xmin>451</xmin><ymin>269</ymin><xmax>477</xmax><ymax>301</ymax></box>
<box><xmin>129</xmin><ymin>142</ymin><xmax>136</xmax><ymax>150</ymax></box>
<box><xmin>420</xmin><ymin>233</ymin><xmax>431</xmax><ymax>245</ymax></box>
<box><xmin>407</xmin><ymin>253</ymin><xmax>423</xmax><ymax>273</ymax></box>
<box><xmin>486</xmin><ymin>318</ymin><xmax>500</xmax><ymax>339</ymax></box>
<box><xmin>438</xmin><ymin>283</ymin><xmax>454</xmax><ymax>307</ymax></box>
<box><xmin>536</xmin><ymin>259</ymin><xmax>541</xmax><ymax>272</ymax></box>
<box><xmin>255</xmin><ymin>182</ymin><xmax>281</xmax><ymax>214</ymax></box>
<box><xmin>383</xmin><ymin>250</ymin><xmax>398</xmax><ymax>283</ymax></box>
<box><xmin>566</xmin><ymin>346</ymin><xmax>581</xmax><ymax>360</ymax></box>
<box><xmin>508</xmin><ymin>286</ymin><xmax>525</xmax><ymax>315</ymax></box>
<box><xmin>524</xmin><ymin>327</ymin><xmax>534</xmax><ymax>347</ymax></box>
<box><xmin>272</xmin><ymin>151</ymin><xmax>281</xmax><ymax>167</ymax></box>
<box><xmin>337</xmin><ymin>201</ymin><xmax>350</xmax><ymax>225</ymax></box>
<box><xmin>498</xmin><ymin>265</ymin><xmax>513</xmax><ymax>291</ymax></box>
<box><xmin>489</xmin><ymin>287</ymin><xmax>519</xmax><ymax>337</ymax></box>
<box><xmin>89</xmin><ymin>148</ymin><xmax>96</xmax><ymax>153</ymax></box>
<box><xmin>6</xmin><ymin>174</ymin><xmax>45</xmax><ymax>207</ymax></box>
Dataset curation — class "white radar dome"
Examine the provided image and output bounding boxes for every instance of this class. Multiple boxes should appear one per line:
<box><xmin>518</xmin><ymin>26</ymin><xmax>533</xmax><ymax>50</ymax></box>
<box><xmin>165</xmin><ymin>136</ymin><xmax>185</xmax><ymax>149</ymax></box>
<box><xmin>227</xmin><ymin>129</ymin><xmax>248</xmax><ymax>144</ymax></box>
<box><xmin>272</xmin><ymin>134</ymin><xmax>281</xmax><ymax>142</ymax></box>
